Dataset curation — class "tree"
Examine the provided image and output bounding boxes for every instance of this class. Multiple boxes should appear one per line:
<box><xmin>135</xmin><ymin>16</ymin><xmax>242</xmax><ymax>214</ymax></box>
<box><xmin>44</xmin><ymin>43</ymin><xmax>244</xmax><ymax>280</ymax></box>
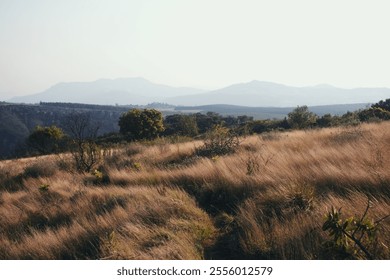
<box><xmin>63</xmin><ymin>112</ymin><xmax>101</xmax><ymax>172</ymax></box>
<box><xmin>164</xmin><ymin>114</ymin><xmax>199</xmax><ymax>136</ymax></box>
<box><xmin>27</xmin><ymin>125</ymin><xmax>65</xmax><ymax>155</ymax></box>
<box><xmin>316</xmin><ymin>114</ymin><xmax>336</xmax><ymax>128</ymax></box>
<box><xmin>194</xmin><ymin>112</ymin><xmax>222</xmax><ymax>134</ymax></box>
<box><xmin>287</xmin><ymin>106</ymin><xmax>317</xmax><ymax>129</ymax></box>
<box><xmin>373</xmin><ymin>98</ymin><xmax>390</xmax><ymax>112</ymax></box>
<box><xmin>118</xmin><ymin>109</ymin><xmax>165</xmax><ymax>140</ymax></box>
<box><xmin>63</xmin><ymin>112</ymin><xmax>99</xmax><ymax>141</ymax></box>
<box><xmin>358</xmin><ymin>99</ymin><xmax>390</xmax><ymax>122</ymax></box>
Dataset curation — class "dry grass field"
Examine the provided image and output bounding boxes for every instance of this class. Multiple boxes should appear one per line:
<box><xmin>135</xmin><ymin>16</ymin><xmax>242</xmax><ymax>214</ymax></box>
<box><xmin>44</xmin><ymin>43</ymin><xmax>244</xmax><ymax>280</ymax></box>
<box><xmin>1</xmin><ymin>121</ymin><xmax>389</xmax><ymax>259</ymax></box>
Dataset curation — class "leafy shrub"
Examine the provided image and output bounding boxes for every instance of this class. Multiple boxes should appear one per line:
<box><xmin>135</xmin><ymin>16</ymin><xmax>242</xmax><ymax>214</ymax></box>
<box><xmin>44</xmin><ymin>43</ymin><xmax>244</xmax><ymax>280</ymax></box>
<box><xmin>321</xmin><ymin>202</ymin><xmax>388</xmax><ymax>259</ymax></box>
<box><xmin>27</xmin><ymin>125</ymin><xmax>66</xmax><ymax>155</ymax></box>
<box><xmin>196</xmin><ymin>126</ymin><xmax>240</xmax><ymax>157</ymax></box>
<box><xmin>38</xmin><ymin>184</ymin><xmax>50</xmax><ymax>192</ymax></box>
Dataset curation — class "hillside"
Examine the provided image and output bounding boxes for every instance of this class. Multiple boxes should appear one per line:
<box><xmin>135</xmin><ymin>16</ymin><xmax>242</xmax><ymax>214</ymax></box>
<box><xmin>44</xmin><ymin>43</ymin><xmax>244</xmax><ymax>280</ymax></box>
<box><xmin>1</xmin><ymin>121</ymin><xmax>389</xmax><ymax>259</ymax></box>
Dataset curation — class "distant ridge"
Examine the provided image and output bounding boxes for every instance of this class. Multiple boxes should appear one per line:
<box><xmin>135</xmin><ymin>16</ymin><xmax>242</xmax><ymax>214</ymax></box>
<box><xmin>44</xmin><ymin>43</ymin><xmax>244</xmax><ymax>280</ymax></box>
<box><xmin>8</xmin><ymin>78</ymin><xmax>390</xmax><ymax>107</ymax></box>
<box><xmin>8</xmin><ymin>77</ymin><xmax>204</xmax><ymax>105</ymax></box>
<box><xmin>165</xmin><ymin>80</ymin><xmax>390</xmax><ymax>107</ymax></box>
<box><xmin>174</xmin><ymin>103</ymin><xmax>371</xmax><ymax>119</ymax></box>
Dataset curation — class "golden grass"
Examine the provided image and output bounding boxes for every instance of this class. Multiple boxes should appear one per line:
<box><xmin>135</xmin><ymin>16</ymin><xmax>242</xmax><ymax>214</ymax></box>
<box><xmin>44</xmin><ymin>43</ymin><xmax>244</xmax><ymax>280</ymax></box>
<box><xmin>1</xmin><ymin>121</ymin><xmax>389</xmax><ymax>259</ymax></box>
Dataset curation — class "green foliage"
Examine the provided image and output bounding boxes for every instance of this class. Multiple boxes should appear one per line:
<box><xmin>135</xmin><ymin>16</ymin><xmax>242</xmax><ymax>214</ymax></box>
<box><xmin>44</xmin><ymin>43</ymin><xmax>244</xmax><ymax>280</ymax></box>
<box><xmin>27</xmin><ymin>125</ymin><xmax>65</xmax><ymax>155</ymax></box>
<box><xmin>132</xmin><ymin>162</ymin><xmax>142</xmax><ymax>171</ymax></box>
<box><xmin>92</xmin><ymin>168</ymin><xmax>110</xmax><ymax>185</ymax></box>
<box><xmin>287</xmin><ymin>106</ymin><xmax>317</xmax><ymax>129</ymax></box>
<box><xmin>321</xmin><ymin>203</ymin><xmax>387</xmax><ymax>259</ymax></box>
<box><xmin>373</xmin><ymin>98</ymin><xmax>390</xmax><ymax>112</ymax></box>
<box><xmin>163</xmin><ymin>114</ymin><xmax>199</xmax><ymax>136</ymax></box>
<box><xmin>194</xmin><ymin>112</ymin><xmax>223</xmax><ymax>134</ymax></box>
<box><xmin>38</xmin><ymin>184</ymin><xmax>50</xmax><ymax>192</ymax></box>
<box><xmin>358</xmin><ymin>106</ymin><xmax>390</xmax><ymax>122</ymax></box>
<box><xmin>196</xmin><ymin>126</ymin><xmax>240</xmax><ymax>157</ymax></box>
<box><xmin>338</xmin><ymin>111</ymin><xmax>361</xmax><ymax>126</ymax></box>
<box><xmin>316</xmin><ymin>114</ymin><xmax>336</xmax><ymax>127</ymax></box>
<box><xmin>245</xmin><ymin>118</ymin><xmax>289</xmax><ymax>134</ymax></box>
<box><xmin>118</xmin><ymin>109</ymin><xmax>165</xmax><ymax>140</ymax></box>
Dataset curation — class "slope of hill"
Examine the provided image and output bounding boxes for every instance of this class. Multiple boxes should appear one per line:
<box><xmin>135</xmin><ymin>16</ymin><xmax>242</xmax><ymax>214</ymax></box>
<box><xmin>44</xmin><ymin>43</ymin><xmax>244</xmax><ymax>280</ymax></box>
<box><xmin>1</xmin><ymin>121</ymin><xmax>389</xmax><ymax>259</ymax></box>
<box><xmin>166</xmin><ymin>81</ymin><xmax>390</xmax><ymax>107</ymax></box>
<box><xmin>8</xmin><ymin>77</ymin><xmax>204</xmax><ymax>105</ymax></box>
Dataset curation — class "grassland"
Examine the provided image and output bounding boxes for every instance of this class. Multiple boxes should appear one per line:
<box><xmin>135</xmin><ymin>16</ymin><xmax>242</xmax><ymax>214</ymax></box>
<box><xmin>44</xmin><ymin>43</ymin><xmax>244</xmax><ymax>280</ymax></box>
<box><xmin>1</xmin><ymin>121</ymin><xmax>389</xmax><ymax>259</ymax></box>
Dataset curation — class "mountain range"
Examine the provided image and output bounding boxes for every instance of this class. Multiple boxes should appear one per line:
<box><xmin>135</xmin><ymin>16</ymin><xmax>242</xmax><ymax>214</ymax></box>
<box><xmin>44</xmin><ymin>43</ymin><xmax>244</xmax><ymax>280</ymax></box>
<box><xmin>8</xmin><ymin>78</ymin><xmax>390</xmax><ymax>107</ymax></box>
<box><xmin>8</xmin><ymin>77</ymin><xmax>204</xmax><ymax>105</ymax></box>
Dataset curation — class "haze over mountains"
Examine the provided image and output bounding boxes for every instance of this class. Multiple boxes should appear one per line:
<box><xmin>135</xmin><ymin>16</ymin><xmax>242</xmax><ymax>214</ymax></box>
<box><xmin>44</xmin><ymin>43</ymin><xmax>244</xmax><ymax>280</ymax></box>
<box><xmin>8</xmin><ymin>77</ymin><xmax>204</xmax><ymax>105</ymax></box>
<box><xmin>8</xmin><ymin>77</ymin><xmax>390</xmax><ymax>107</ymax></box>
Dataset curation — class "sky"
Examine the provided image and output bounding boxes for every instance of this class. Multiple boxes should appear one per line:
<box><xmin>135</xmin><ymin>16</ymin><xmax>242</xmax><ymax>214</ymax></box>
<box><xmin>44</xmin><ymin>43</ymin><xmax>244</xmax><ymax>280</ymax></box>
<box><xmin>1</xmin><ymin>0</ymin><xmax>390</xmax><ymax>99</ymax></box>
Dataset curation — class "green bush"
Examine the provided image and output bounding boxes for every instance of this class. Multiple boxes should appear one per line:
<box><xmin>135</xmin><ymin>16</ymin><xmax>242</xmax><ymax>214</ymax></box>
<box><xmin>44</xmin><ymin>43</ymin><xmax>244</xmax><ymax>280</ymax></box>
<box><xmin>321</xmin><ymin>202</ymin><xmax>388</xmax><ymax>259</ymax></box>
<box><xmin>119</xmin><ymin>109</ymin><xmax>165</xmax><ymax>141</ymax></box>
<box><xmin>196</xmin><ymin>126</ymin><xmax>240</xmax><ymax>157</ymax></box>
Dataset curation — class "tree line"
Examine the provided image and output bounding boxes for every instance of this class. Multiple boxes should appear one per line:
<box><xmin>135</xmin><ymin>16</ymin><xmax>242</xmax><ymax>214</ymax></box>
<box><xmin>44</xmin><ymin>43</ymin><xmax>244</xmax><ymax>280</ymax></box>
<box><xmin>25</xmin><ymin>99</ymin><xmax>390</xmax><ymax>157</ymax></box>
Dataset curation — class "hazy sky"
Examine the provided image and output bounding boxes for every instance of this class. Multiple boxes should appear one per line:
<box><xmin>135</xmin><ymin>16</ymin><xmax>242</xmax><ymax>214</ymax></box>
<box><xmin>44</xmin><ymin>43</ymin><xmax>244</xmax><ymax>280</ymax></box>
<box><xmin>1</xmin><ymin>0</ymin><xmax>390</xmax><ymax>99</ymax></box>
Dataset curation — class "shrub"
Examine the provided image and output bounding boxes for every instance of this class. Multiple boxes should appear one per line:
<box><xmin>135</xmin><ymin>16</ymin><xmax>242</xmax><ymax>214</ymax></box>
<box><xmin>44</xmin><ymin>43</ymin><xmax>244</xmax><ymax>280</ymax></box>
<box><xmin>71</xmin><ymin>141</ymin><xmax>102</xmax><ymax>173</ymax></box>
<box><xmin>321</xmin><ymin>202</ymin><xmax>388</xmax><ymax>259</ymax></box>
<box><xmin>196</xmin><ymin>126</ymin><xmax>240</xmax><ymax>157</ymax></box>
<box><xmin>285</xmin><ymin>183</ymin><xmax>315</xmax><ymax>213</ymax></box>
<box><xmin>27</xmin><ymin>125</ymin><xmax>66</xmax><ymax>155</ymax></box>
<box><xmin>91</xmin><ymin>168</ymin><xmax>110</xmax><ymax>185</ymax></box>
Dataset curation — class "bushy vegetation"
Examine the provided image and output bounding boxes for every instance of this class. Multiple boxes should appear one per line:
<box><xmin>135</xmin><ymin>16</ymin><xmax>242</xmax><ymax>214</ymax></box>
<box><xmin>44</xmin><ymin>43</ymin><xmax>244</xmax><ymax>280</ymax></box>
<box><xmin>27</xmin><ymin>125</ymin><xmax>66</xmax><ymax>155</ymax></box>
<box><xmin>118</xmin><ymin>109</ymin><xmax>165</xmax><ymax>140</ymax></box>
<box><xmin>195</xmin><ymin>126</ymin><xmax>240</xmax><ymax>157</ymax></box>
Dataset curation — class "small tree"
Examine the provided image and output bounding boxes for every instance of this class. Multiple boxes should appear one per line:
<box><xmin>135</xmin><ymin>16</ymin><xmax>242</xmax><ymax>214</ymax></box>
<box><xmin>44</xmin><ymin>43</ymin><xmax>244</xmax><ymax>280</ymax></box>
<box><xmin>287</xmin><ymin>106</ymin><xmax>317</xmax><ymax>129</ymax></box>
<box><xmin>118</xmin><ymin>109</ymin><xmax>164</xmax><ymax>140</ymax></box>
<box><xmin>27</xmin><ymin>125</ymin><xmax>65</xmax><ymax>154</ymax></box>
<box><xmin>63</xmin><ymin>112</ymin><xmax>101</xmax><ymax>173</ymax></box>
